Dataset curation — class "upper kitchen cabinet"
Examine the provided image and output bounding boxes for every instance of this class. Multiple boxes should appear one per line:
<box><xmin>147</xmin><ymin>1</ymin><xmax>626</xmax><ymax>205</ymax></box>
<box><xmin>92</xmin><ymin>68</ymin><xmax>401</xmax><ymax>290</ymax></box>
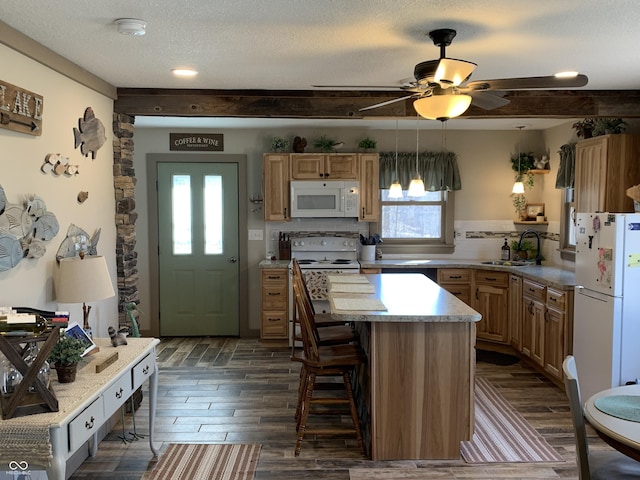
<box><xmin>263</xmin><ymin>153</ymin><xmax>290</xmax><ymax>221</ymax></box>
<box><xmin>291</xmin><ymin>153</ymin><xmax>358</xmax><ymax>180</ymax></box>
<box><xmin>359</xmin><ymin>153</ymin><xmax>380</xmax><ymax>222</ymax></box>
<box><xmin>574</xmin><ymin>134</ymin><xmax>640</xmax><ymax>213</ymax></box>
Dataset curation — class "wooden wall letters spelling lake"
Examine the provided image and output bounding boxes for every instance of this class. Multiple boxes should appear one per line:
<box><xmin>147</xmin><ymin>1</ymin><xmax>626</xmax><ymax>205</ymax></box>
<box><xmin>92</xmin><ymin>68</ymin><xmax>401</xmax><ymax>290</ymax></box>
<box><xmin>0</xmin><ymin>80</ymin><xmax>44</xmax><ymax>136</ymax></box>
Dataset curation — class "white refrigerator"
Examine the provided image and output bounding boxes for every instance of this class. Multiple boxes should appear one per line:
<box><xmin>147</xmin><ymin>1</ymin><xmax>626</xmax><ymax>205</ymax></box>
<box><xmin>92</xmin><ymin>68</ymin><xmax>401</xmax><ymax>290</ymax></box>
<box><xmin>573</xmin><ymin>212</ymin><xmax>640</xmax><ymax>401</ymax></box>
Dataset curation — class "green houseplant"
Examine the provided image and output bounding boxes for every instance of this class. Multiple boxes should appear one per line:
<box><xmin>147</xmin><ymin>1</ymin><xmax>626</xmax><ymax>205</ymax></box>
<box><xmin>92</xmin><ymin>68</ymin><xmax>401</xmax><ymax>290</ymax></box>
<box><xmin>49</xmin><ymin>334</ymin><xmax>86</xmax><ymax>383</ymax></box>
<box><xmin>358</xmin><ymin>137</ymin><xmax>376</xmax><ymax>152</ymax></box>
<box><xmin>572</xmin><ymin>118</ymin><xmax>595</xmax><ymax>139</ymax></box>
<box><xmin>270</xmin><ymin>136</ymin><xmax>289</xmax><ymax>152</ymax></box>
<box><xmin>313</xmin><ymin>134</ymin><xmax>338</xmax><ymax>153</ymax></box>
<box><xmin>592</xmin><ymin>118</ymin><xmax>627</xmax><ymax>136</ymax></box>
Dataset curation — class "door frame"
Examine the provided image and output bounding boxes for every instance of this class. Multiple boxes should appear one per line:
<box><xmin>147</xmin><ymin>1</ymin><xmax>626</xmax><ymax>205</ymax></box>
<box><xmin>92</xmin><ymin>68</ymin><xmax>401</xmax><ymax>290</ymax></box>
<box><xmin>147</xmin><ymin>153</ymin><xmax>249</xmax><ymax>337</ymax></box>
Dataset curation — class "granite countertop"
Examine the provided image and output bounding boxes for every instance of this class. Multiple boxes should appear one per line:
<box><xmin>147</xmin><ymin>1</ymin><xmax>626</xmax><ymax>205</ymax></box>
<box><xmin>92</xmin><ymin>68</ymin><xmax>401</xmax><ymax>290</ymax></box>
<box><xmin>359</xmin><ymin>259</ymin><xmax>576</xmax><ymax>291</ymax></box>
<box><xmin>259</xmin><ymin>258</ymin><xmax>576</xmax><ymax>291</ymax></box>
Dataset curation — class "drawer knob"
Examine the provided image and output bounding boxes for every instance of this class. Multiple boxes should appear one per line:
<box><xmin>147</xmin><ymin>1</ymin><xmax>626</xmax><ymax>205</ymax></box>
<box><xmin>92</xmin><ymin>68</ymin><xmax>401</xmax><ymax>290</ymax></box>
<box><xmin>142</xmin><ymin>365</ymin><xmax>150</xmax><ymax>375</ymax></box>
<box><xmin>85</xmin><ymin>416</ymin><xmax>95</xmax><ymax>430</ymax></box>
<box><xmin>450</xmin><ymin>275</ymin><xmax>462</xmax><ymax>279</ymax></box>
<box><xmin>115</xmin><ymin>387</ymin><xmax>123</xmax><ymax>399</ymax></box>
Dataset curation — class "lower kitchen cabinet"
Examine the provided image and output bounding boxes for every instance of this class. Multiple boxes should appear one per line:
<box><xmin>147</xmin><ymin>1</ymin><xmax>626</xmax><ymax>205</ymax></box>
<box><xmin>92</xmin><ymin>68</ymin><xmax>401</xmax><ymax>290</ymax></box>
<box><xmin>508</xmin><ymin>274</ymin><xmax>522</xmax><ymax>350</ymax></box>
<box><xmin>544</xmin><ymin>287</ymin><xmax>573</xmax><ymax>381</ymax></box>
<box><xmin>437</xmin><ymin>268</ymin><xmax>472</xmax><ymax>305</ymax></box>
<box><xmin>522</xmin><ymin>279</ymin><xmax>546</xmax><ymax>366</ymax></box>
<box><xmin>260</xmin><ymin>268</ymin><xmax>289</xmax><ymax>339</ymax></box>
<box><xmin>473</xmin><ymin>271</ymin><xmax>509</xmax><ymax>343</ymax></box>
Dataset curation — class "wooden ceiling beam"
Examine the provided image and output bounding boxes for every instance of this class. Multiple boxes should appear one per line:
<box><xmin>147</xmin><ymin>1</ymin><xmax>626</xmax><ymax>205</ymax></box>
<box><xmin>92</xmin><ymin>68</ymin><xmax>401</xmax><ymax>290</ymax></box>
<box><xmin>115</xmin><ymin>88</ymin><xmax>640</xmax><ymax>119</ymax></box>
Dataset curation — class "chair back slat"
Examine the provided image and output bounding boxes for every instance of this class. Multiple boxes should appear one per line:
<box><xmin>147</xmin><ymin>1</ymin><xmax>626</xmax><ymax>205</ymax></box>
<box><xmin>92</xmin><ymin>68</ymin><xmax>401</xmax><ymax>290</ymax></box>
<box><xmin>562</xmin><ymin>355</ymin><xmax>591</xmax><ymax>480</ymax></box>
<box><xmin>293</xmin><ymin>280</ymin><xmax>320</xmax><ymax>362</ymax></box>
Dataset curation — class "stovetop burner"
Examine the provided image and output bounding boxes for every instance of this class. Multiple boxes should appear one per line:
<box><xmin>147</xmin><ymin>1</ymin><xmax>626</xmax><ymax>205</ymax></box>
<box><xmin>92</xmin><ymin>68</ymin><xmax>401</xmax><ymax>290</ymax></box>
<box><xmin>296</xmin><ymin>259</ymin><xmax>315</xmax><ymax>265</ymax></box>
<box><xmin>332</xmin><ymin>259</ymin><xmax>353</xmax><ymax>264</ymax></box>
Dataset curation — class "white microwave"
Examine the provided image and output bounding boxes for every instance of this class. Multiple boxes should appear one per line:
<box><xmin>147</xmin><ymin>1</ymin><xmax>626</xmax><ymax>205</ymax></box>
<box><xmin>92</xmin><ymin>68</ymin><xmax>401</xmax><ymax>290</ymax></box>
<box><xmin>290</xmin><ymin>180</ymin><xmax>359</xmax><ymax>218</ymax></box>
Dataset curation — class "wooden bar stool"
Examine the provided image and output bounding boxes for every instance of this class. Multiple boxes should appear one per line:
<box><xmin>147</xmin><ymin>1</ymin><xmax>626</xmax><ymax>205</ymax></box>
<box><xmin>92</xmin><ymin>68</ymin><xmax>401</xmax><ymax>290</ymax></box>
<box><xmin>293</xmin><ymin>280</ymin><xmax>366</xmax><ymax>457</ymax></box>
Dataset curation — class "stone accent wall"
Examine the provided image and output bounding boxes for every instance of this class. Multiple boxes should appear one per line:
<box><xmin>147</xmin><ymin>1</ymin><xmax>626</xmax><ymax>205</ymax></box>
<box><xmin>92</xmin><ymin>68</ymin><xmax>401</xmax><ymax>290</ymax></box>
<box><xmin>112</xmin><ymin>113</ymin><xmax>139</xmax><ymax>328</ymax></box>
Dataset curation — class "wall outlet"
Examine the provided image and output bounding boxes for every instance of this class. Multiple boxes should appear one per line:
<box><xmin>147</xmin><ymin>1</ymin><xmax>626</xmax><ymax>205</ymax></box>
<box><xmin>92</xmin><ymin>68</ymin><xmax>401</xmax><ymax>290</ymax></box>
<box><xmin>248</xmin><ymin>229</ymin><xmax>263</xmax><ymax>241</ymax></box>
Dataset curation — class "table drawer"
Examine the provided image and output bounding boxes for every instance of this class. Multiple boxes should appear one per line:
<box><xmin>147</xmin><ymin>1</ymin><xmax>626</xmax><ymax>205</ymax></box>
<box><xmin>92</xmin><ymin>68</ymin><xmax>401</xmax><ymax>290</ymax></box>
<box><xmin>132</xmin><ymin>353</ymin><xmax>155</xmax><ymax>390</ymax></box>
<box><xmin>103</xmin><ymin>373</ymin><xmax>133</xmax><ymax>416</ymax></box>
<box><xmin>474</xmin><ymin>270</ymin><xmax>509</xmax><ymax>287</ymax></box>
<box><xmin>68</xmin><ymin>396</ymin><xmax>104</xmax><ymax>452</ymax></box>
<box><xmin>438</xmin><ymin>269</ymin><xmax>471</xmax><ymax>284</ymax></box>
<box><xmin>523</xmin><ymin>279</ymin><xmax>546</xmax><ymax>301</ymax></box>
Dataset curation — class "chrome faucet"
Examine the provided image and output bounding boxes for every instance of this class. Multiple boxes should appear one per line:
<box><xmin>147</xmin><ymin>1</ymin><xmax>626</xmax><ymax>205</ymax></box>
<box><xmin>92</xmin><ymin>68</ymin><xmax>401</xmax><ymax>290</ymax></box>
<box><xmin>518</xmin><ymin>229</ymin><xmax>542</xmax><ymax>265</ymax></box>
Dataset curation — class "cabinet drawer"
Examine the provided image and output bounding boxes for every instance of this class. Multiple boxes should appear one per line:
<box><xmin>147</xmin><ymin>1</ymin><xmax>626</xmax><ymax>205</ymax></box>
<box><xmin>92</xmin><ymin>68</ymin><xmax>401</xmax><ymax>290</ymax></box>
<box><xmin>441</xmin><ymin>284</ymin><xmax>471</xmax><ymax>305</ymax></box>
<box><xmin>474</xmin><ymin>270</ymin><xmax>509</xmax><ymax>287</ymax></box>
<box><xmin>438</xmin><ymin>269</ymin><xmax>471</xmax><ymax>283</ymax></box>
<box><xmin>132</xmin><ymin>353</ymin><xmax>155</xmax><ymax>390</ymax></box>
<box><xmin>523</xmin><ymin>279</ymin><xmax>546</xmax><ymax>301</ymax></box>
<box><xmin>103</xmin><ymin>373</ymin><xmax>133</xmax><ymax>416</ymax></box>
<box><xmin>546</xmin><ymin>288</ymin><xmax>566</xmax><ymax>310</ymax></box>
<box><xmin>261</xmin><ymin>311</ymin><xmax>288</xmax><ymax>338</ymax></box>
<box><xmin>68</xmin><ymin>396</ymin><xmax>104</xmax><ymax>452</ymax></box>
<box><xmin>262</xmin><ymin>269</ymin><xmax>288</xmax><ymax>285</ymax></box>
<box><xmin>263</xmin><ymin>286</ymin><xmax>287</xmax><ymax>309</ymax></box>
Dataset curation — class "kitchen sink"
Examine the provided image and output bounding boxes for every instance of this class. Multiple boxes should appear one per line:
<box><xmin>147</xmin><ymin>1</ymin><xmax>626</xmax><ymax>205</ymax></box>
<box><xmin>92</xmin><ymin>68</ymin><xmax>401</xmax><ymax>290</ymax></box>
<box><xmin>481</xmin><ymin>260</ymin><xmax>530</xmax><ymax>267</ymax></box>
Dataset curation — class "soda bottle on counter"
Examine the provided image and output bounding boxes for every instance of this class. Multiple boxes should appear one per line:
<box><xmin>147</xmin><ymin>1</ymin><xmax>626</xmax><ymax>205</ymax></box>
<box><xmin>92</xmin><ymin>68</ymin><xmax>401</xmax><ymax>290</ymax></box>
<box><xmin>501</xmin><ymin>238</ymin><xmax>510</xmax><ymax>261</ymax></box>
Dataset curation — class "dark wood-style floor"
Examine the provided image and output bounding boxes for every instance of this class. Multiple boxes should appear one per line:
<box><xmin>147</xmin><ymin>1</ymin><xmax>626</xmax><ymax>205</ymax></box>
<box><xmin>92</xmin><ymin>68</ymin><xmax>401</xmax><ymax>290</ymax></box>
<box><xmin>66</xmin><ymin>337</ymin><xmax>613</xmax><ymax>479</ymax></box>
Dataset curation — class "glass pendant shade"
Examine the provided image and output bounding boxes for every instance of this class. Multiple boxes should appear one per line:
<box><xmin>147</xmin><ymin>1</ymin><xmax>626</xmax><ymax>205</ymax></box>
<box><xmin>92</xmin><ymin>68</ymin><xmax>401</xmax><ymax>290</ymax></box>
<box><xmin>414</xmin><ymin>93</ymin><xmax>472</xmax><ymax>121</ymax></box>
<box><xmin>433</xmin><ymin>58</ymin><xmax>477</xmax><ymax>87</ymax></box>
<box><xmin>512</xmin><ymin>181</ymin><xmax>525</xmax><ymax>194</ymax></box>
<box><xmin>408</xmin><ymin>176</ymin><xmax>425</xmax><ymax>197</ymax></box>
<box><xmin>388</xmin><ymin>180</ymin><xmax>403</xmax><ymax>198</ymax></box>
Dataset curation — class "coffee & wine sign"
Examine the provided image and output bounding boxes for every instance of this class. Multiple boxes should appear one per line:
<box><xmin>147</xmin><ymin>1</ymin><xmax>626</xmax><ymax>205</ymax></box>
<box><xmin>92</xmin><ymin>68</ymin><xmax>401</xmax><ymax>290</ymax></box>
<box><xmin>0</xmin><ymin>80</ymin><xmax>44</xmax><ymax>136</ymax></box>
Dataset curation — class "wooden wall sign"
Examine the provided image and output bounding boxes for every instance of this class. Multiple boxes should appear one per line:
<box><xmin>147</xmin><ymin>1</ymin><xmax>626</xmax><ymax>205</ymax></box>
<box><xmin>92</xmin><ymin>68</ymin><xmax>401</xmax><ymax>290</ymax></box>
<box><xmin>0</xmin><ymin>80</ymin><xmax>43</xmax><ymax>136</ymax></box>
<box><xmin>170</xmin><ymin>133</ymin><xmax>223</xmax><ymax>151</ymax></box>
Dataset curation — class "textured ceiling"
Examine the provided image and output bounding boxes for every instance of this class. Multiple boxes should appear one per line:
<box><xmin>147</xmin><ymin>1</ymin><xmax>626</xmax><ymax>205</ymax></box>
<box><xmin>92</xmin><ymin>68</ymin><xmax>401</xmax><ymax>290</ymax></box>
<box><xmin>2</xmin><ymin>0</ymin><xmax>638</xmax><ymax>129</ymax></box>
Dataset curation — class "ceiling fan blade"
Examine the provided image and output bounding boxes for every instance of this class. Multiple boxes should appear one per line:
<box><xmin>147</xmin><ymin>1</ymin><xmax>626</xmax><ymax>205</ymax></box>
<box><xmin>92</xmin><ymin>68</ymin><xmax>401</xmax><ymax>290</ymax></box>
<box><xmin>465</xmin><ymin>74</ymin><xmax>588</xmax><ymax>91</ymax></box>
<box><xmin>358</xmin><ymin>95</ymin><xmax>417</xmax><ymax>112</ymax></box>
<box><xmin>469</xmin><ymin>91</ymin><xmax>510</xmax><ymax>110</ymax></box>
<box><xmin>312</xmin><ymin>85</ymin><xmax>404</xmax><ymax>90</ymax></box>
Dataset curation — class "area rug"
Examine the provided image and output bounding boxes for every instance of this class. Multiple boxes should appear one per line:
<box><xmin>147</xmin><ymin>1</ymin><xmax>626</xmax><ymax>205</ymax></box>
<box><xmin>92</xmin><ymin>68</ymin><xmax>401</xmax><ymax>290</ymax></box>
<box><xmin>144</xmin><ymin>443</ymin><xmax>261</xmax><ymax>480</ymax></box>
<box><xmin>460</xmin><ymin>378</ymin><xmax>564</xmax><ymax>463</ymax></box>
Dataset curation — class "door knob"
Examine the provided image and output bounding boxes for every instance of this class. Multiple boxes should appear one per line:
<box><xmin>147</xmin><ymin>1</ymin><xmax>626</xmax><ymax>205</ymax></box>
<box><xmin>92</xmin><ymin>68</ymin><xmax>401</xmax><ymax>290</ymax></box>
<box><xmin>229</xmin><ymin>256</ymin><xmax>238</xmax><ymax>263</ymax></box>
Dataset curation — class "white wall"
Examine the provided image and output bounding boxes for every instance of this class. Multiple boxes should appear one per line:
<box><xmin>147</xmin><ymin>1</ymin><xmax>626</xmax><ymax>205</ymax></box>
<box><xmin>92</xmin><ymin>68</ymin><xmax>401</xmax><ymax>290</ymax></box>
<box><xmin>0</xmin><ymin>44</ymin><xmax>117</xmax><ymax>337</ymax></box>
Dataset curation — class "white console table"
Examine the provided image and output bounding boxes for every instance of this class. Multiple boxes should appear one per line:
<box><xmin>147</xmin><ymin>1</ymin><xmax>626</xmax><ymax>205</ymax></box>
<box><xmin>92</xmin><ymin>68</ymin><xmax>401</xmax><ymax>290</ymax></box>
<box><xmin>0</xmin><ymin>337</ymin><xmax>160</xmax><ymax>480</ymax></box>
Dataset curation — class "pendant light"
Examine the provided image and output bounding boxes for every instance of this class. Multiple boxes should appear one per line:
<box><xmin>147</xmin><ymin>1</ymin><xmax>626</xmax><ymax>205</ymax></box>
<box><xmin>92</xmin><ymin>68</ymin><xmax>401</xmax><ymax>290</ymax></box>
<box><xmin>388</xmin><ymin>119</ymin><xmax>403</xmax><ymax>198</ymax></box>
<box><xmin>512</xmin><ymin>126</ymin><xmax>526</xmax><ymax>194</ymax></box>
<box><xmin>408</xmin><ymin>115</ymin><xmax>425</xmax><ymax>197</ymax></box>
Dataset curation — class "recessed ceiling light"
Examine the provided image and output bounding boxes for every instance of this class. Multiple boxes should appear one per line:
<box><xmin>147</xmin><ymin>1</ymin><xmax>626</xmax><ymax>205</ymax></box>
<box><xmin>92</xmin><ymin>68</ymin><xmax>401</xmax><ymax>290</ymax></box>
<box><xmin>115</xmin><ymin>18</ymin><xmax>147</xmax><ymax>36</ymax></box>
<box><xmin>172</xmin><ymin>69</ymin><xmax>198</xmax><ymax>77</ymax></box>
<box><xmin>555</xmin><ymin>71</ymin><xmax>579</xmax><ymax>78</ymax></box>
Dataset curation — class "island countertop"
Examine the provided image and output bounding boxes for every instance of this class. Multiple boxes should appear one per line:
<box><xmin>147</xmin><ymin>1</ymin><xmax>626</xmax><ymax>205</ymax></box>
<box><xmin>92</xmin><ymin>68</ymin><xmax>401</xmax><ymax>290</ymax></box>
<box><xmin>329</xmin><ymin>273</ymin><xmax>481</xmax><ymax>323</ymax></box>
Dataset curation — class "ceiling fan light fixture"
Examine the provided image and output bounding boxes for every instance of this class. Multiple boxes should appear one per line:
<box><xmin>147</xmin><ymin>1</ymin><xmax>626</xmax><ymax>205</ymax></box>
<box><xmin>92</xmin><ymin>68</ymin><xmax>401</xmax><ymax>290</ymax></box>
<box><xmin>554</xmin><ymin>70</ymin><xmax>579</xmax><ymax>78</ymax></box>
<box><xmin>413</xmin><ymin>92</ymin><xmax>471</xmax><ymax>121</ymax></box>
<box><xmin>172</xmin><ymin>68</ymin><xmax>198</xmax><ymax>77</ymax></box>
<box><xmin>434</xmin><ymin>58</ymin><xmax>477</xmax><ymax>87</ymax></box>
<box><xmin>115</xmin><ymin>18</ymin><xmax>147</xmax><ymax>36</ymax></box>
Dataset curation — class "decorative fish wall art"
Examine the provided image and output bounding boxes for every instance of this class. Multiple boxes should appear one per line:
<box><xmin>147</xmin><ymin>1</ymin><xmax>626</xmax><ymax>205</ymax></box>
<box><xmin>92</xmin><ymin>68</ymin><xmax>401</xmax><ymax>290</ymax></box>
<box><xmin>0</xmin><ymin>185</ymin><xmax>60</xmax><ymax>271</ymax></box>
<box><xmin>55</xmin><ymin>223</ymin><xmax>101</xmax><ymax>262</ymax></box>
<box><xmin>73</xmin><ymin>107</ymin><xmax>106</xmax><ymax>159</ymax></box>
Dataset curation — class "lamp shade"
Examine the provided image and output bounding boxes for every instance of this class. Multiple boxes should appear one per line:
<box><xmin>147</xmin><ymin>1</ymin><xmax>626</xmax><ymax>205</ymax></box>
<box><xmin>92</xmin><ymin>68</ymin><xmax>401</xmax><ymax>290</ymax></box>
<box><xmin>388</xmin><ymin>180</ymin><xmax>403</xmax><ymax>198</ymax></box>
<box><xmin>433</xmin><ymin>58</ymin><xmax>477</xmax><ymax>87</ymax></box>
<box><xmin>512</xmin><ymin>181</ymin><xmax>525</xmax><ymax>194</ymax></box>
<box><xmin>56</xmin><ymin>256</ymin><xmax>115</xmax><ymax>304</ymax></box>
<box><xmin>413</xmin><ymin>93</ymin><xmax>472</xmax><ymax>121</ymax></box>
<box><xmin>407</xmin><ymin>176</ymin><xmax>426</xmax><ymax>197</ymax></box>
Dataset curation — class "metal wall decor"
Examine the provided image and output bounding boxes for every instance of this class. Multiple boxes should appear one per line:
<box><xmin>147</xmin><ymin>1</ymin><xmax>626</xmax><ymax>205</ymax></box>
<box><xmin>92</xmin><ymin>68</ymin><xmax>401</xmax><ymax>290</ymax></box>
<box><xmin>0</xmin><ymin>185</ymin><xmax>60</xmax><ymax>271</ymax></box>
<box><xmin>73</xmin><ymin>107</ymin><xmax>106</xmax><ymax>159</ymax></box>
<box><xmin>56</xmin><ymin>224</ymin><xmax>101</xmax><ymax>262</ymax></box>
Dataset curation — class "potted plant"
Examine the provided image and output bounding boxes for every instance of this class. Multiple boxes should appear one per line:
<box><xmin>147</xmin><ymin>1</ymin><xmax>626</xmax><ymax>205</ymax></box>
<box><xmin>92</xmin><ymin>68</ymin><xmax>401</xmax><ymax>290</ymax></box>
<box><xmin>358</xmin><ymin>137</ymin><xmax>377</xmax><ymax>152</ymax></box>
<box><xmin>270</xmin><ymin>136</ymin><xmax>289</xmax><ymax>152</ymax></box>
<box><xmin>592</xmin><ymin>118</ymin><xmax>627</xmax><ymax>136</ymax></box>
<box><xmin>512</xmin><ymin>193</ymin><xmax>528</xmax><ymax>220</ymax></box>
<box><xmin>48</xmin><ymin>334</ymin><xmax>86</xmax><ymax>383</ymax></box>
<box><xmin>510</xmin><ymin>239</ymin><xmax>535</xmax><ymax>261</ymax></box>
<box><xmin>313</xmin><ymin>134</ymin><xmax>338</xmax><ymax>153</ymax></box>
<box><xmin>572</xmin><ymin>118</ymin><xmax>595</xmax><ymax>139</ymax></box>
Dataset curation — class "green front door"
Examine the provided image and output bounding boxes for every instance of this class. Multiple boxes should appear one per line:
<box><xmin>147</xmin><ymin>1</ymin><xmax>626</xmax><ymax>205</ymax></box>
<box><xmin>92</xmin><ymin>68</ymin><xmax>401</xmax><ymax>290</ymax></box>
<box><xmin>157</xmin><ymin>162</ymin><xmax>239</xmax><ymax>336</ymax></box>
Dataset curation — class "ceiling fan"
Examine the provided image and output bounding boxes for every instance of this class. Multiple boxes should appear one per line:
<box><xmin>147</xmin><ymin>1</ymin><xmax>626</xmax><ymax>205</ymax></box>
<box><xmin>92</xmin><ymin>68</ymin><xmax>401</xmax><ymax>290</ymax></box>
<box><xmin>315</xmin><ymin>28</ymin><xmax>589</xmax><ymax>121</ymax></box>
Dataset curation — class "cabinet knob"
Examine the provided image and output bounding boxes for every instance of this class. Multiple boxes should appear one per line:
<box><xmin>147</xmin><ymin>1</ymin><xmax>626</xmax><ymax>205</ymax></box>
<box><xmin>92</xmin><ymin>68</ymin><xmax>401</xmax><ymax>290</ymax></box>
<box><xmin>85</xmin><ymin>416</ymin><xmax>95</xmax><ymax>430</ymax></box>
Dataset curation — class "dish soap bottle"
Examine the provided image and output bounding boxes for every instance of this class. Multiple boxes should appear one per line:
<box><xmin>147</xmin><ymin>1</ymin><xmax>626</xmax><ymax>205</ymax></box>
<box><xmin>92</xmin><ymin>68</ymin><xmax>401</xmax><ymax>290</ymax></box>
<box><xmin>501</xmin><ymin>238</ymin><xmax>510</xmax><ymax>260</ymax></box>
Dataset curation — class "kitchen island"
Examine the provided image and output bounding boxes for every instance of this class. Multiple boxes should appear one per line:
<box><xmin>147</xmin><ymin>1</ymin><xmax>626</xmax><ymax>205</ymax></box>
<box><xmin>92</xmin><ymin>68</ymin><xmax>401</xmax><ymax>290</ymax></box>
<box><xmin>329</xmin><ymin>273</ymin><xmax>481</xmax><ymax>461</ymax></box>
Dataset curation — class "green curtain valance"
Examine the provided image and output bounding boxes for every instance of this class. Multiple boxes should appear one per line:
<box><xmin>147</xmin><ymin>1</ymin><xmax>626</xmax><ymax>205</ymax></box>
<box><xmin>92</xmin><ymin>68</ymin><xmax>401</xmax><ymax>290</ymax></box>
<box><xmin>555</xmin><ymin>143</ymin><xmax>576</xmax><ymax>189</ymax></box>
<box><xmin>378</xmin><ymin>151</ymin><xmax>461</xmax><ymax>191</ymax></box>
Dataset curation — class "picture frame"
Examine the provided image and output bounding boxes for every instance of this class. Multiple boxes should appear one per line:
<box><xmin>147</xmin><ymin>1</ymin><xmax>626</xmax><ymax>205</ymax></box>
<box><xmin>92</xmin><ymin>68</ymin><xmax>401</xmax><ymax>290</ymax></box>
<box><xmin>525</xmin><ymin>203</ymin><xmax>545</xmax><ymax>220</ymax></box>
<box><xmin>64</xmin><ymin>321</ymin><xmax>97</xmax><ymax>357</ymax></box>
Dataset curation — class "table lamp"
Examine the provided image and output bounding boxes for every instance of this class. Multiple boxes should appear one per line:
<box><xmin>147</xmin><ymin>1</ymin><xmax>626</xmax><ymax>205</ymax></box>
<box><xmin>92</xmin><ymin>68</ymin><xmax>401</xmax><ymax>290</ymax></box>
<box><xmin>56</xmin><ymin>254</ymin><xmax>115</xmax><ymax>337</ymax></box>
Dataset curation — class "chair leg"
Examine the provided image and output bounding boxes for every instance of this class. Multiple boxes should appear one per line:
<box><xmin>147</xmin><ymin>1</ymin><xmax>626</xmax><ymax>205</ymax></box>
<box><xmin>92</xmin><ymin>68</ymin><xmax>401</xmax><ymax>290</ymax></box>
<box><xmin>295</xmin><ymin>371</ymin><xmax>315</xmax><ymax>456</ymax></box>
<box><xmin>294</xmin><ymin>364</ymin><xmax>307</xmax><ymax>425</ymax></box>
<box><xmin>343</xmin><ymin>370</ymin><xmax>366</xmax><ymax>457</ymax></box>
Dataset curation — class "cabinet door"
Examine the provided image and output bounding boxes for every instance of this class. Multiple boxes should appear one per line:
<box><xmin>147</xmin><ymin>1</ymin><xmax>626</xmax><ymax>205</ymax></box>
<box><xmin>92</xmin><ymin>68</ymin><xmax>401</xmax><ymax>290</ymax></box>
<box><xmin>474</xmin><ymin>284</ymin><xmax>509</xmax><ymax>343</ymax></box>
<box><xmin>508</xmin><ymin>275</ymin><xmax>522</xmax><ymax>351</ymax></box>
<box><xmin>358</xmin><ymin>153</ymin><xmax>379</xmax><ymax>222</ymax></box>
<box><xmin>544</xmin><ymin>307</ymin><xmax>564</xmax><ymax>380</ymax></box>
<box><xmin>291</xmin><ymin>154</ymin><xmax>325</xmax><ymax>179</ymax></box>
<box><xmin>325</xmin><ymin>154</ymin><xmax>358</xmax><ymax>179</ymax></box>
<box><xmin>529</xmin><ymin>299</ymin><xmax>546</xmax><ymax>367</ymax></box>
<box><xmin>575</xmin><ymin>137</ymin><xmax>608</xmax><ymax>213</ymax></box>
<box><xmin>263</xmin><ymin>154</ymin><xmax>290</xmax><ymax>221</ymax></box>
